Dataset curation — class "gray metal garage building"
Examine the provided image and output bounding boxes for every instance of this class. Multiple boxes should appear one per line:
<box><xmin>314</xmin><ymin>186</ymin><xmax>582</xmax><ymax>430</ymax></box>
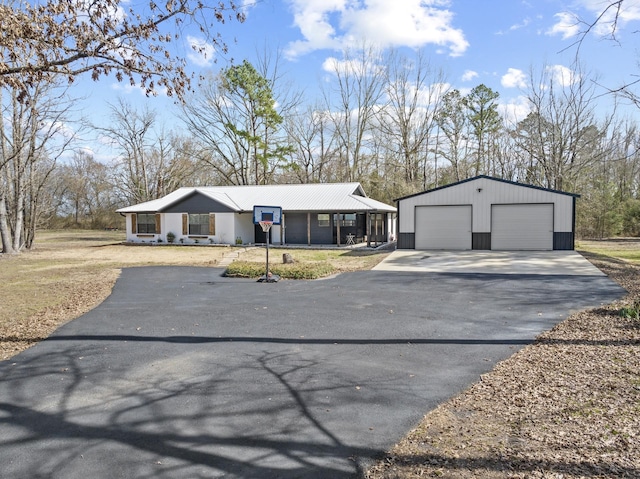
<box><xmin>396</xmin><ymin>175</ymin><xmax>579</xmax><ymax>251</ymax></box>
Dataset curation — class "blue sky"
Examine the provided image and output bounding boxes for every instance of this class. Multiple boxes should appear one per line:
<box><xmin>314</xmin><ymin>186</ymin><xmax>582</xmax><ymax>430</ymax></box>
<box><xmin>74</xmin><ymin>0</ymin><xmax>640</xmax><ymax>160</ymax></box>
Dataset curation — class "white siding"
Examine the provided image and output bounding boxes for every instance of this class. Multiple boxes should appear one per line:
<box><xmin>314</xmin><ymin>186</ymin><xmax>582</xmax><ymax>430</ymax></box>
<box><xmin>157</xmin><ymin>212</ymin><xmax>239</xmax><ymax>245</ymax></box>
<box><xmin>234</xmin><ymin>214</ymin><xmax>255</xmax><ymax>245</ymax></box>
<box><xmin>164</xmin><ymin>214</ymin><xmax>183</xmax><ymax>242</ymax></box>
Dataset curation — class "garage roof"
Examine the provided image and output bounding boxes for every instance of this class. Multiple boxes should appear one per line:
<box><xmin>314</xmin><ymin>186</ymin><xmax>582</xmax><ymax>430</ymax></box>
<box><xmin>395</xmin><ymin>175</ymin><xmax>580</xmax><ymax>202</ymax></box>
<box><xmin>117</xmin><ymin>183</ymin><xmax>397</xmax><ymax>214</ymax></box>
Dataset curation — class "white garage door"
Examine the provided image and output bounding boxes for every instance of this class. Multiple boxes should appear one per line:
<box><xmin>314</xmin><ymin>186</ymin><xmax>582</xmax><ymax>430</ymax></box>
<box><xmin>415</xmin><ymin>205</ymin><xmax>471</xmax><ymax>250</ymax></box>
<box><xmin>492</xmin><ymin>204</ymin><xmax>553</xmax><ymax>250</ymax></box>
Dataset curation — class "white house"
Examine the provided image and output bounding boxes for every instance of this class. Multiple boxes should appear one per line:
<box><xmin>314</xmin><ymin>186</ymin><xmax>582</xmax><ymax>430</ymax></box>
<box><xmin>117</xmin><ymin>183</ymin><xmax>397</xmax><ymax>247</ymax></box>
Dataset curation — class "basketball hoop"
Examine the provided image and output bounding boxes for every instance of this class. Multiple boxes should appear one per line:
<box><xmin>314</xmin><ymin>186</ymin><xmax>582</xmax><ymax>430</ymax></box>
<box><xmin>259</xmin><ymin>221</ymin><xmax>273</xmax><ymax>232</ymax></box>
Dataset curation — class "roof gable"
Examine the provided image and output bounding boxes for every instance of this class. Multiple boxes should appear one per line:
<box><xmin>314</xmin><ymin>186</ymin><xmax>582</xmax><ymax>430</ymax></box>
<box><xmin>162</xmin><ymin>190</ymin><xmax>238</xmax><ymax>214</ymax></box>
<box><xmin>395</xmin><ymin>175</ymin><xmax>580</xmax><ymax>202</ymax></box>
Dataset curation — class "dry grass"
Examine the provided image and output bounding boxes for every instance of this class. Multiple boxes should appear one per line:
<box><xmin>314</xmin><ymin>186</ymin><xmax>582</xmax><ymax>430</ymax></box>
<box><xmin>576</xmin><ymin>238</ymin><xmax>640</xmax><ymax>264</ymax></box>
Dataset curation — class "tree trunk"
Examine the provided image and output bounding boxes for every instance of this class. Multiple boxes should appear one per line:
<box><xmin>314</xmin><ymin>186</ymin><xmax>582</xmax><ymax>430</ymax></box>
<box><xmin>0</xmin><ymin>191</ymin><xmax>16</xmax><ymax>254</ymax></box>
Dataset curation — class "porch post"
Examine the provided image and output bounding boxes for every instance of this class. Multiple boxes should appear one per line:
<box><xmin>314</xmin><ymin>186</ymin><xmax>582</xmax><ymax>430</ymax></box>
<box><xmin>281</xmin><ymin>213</ymin><xmax>285</xmax><ymax>245</ymax></box>
<box><xmin>307</xmin><ymin>212</ymin><xmax>311</xmax><ymax>246</ymax></box>
<box><xmin>336</xmin><ymin>213</ymin><xmax>341</xmax><ymax>246</ymax></box>
<box><xmin>367</xmin><ymin>212</ymin><xmax>371</xmax><ymax>247</ymax></box>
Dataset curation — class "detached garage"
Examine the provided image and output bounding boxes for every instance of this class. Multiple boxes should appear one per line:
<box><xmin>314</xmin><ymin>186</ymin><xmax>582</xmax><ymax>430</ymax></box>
<box><xmin>396</xmin><ymin>176</ymin><xmax>579</xmax><ymax>251</ymax></box>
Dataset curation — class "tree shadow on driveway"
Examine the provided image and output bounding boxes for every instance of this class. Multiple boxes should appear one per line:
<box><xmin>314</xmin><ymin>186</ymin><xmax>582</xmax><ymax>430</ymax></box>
<box><xmin>0</xmin><ymin>266</ymin><xmax>627</xmax><ymax>478</ymax></box>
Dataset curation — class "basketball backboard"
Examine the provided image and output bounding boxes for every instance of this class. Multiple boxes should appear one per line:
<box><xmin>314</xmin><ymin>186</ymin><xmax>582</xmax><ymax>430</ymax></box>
<box><xmin>253</xmin><ymin>205</ymin><xmax>282</xmax><ymax>225</ymax></box>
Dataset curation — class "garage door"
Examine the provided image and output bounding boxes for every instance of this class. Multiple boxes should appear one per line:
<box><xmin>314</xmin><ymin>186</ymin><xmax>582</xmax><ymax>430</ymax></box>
<box><xmin>492</xmin><ymin>204</ymin><xmax>553</xmax><ymax>250</ymax></box>
<box><xmin>415</xmin><ymin>205</ymin><xmax>471</xmax><ymax>250</ymax></box>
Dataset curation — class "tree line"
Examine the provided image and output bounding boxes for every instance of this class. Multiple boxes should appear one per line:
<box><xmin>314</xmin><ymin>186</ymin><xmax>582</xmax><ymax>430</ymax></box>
<box><xmin>2</xmin><ymin>2</ymin><xmax>639</xmax><ymax>253</ymax></box>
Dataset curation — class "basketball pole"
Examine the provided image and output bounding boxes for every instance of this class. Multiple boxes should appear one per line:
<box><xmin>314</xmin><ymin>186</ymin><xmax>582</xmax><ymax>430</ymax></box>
<box><xmin>265</xmin><ymin>227</ymin><xmax>270</xmax><ymax>279</ymax></box>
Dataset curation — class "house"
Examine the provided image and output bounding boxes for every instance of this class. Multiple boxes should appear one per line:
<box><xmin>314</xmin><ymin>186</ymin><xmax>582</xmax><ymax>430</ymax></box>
<box><xmin>395</xmin><ymin>175</ymin><xmax>579</xmax><ymax>251</ymax></box>
<box><xmin>117</xmin><ymin>183</ymin><xmax>397</xmax><ymax>247</ymax></box>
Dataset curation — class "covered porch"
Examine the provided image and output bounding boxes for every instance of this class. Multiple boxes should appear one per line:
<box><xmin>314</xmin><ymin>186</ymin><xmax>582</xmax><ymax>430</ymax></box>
<box><xmin>256</xmin><ymin>211</ymin><xmax>396</xmax><ymax>247</ymax></box>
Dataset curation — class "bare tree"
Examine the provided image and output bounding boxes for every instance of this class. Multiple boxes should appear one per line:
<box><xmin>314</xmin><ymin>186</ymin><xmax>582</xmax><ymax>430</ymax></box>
<box><xmin>377</xmin><ymin>50</ymin><xmax>448</xmax><ymax>192</ymax></box>
<box><xmin>564</xmin><ymin>1</ymin><xmax>640</xmax><ymax>104</ymax></box>
<box><xmin>283</xmin><ymin>106</ymin><xmax>337</xmax><ymax>183</ymax></box>
<box><xmin>53</xmin><ymin>150</ymin><xmax>121</xmax><ymax>227</ymax></box>
<box><xmin>0</xmin><ymin>0</ymin><xmax>244</xmax><ymax>99</ymax></box>
<box><xmin>94</xmin><ymin>99</ymin><xmax>195</xmax><ymax>203</ymax></box>
<box><xmin>0</xmin><ymin>81</ymin><xmax>75</xmax><ymax>252</ymax></box>
<box><xmin>323</xmin><ymin>45</ymin><xmax>386</xmax><ymax>182</ymax></box>
<box><xmin>435</xmin><ymin>89</ymin><xmax>471</xmax><ymax>182</ymax></box>
<box><xmin>514</xmin><ymin>65</ymin><xmax>612</xmax><ymax>191</ymax></box>
<box><xmin>95</xmin><ymin>100</ymin><xmax>156</xmax><ymax>203</ymax></box>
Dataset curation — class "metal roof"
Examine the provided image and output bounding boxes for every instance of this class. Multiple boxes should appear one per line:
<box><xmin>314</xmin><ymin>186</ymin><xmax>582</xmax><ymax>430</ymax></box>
<box><xmin>117</xmin><ymin>183</ymin><xmax>397</xmax><ymax>214</ymax></box>
<box><xmin>395</xmin><ymin>175</ymin><xmax>580</xmax><ymax>202</ymax></box>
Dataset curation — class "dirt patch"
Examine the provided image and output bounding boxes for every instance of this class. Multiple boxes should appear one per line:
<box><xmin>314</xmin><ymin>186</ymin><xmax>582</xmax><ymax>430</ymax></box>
<box><xmin>365</xmin><ymin>251</ymin><xmax>640</xmax><ymax>479</ymax></box>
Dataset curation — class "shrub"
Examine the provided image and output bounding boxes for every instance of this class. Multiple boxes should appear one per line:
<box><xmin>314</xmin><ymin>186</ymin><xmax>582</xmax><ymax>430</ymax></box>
<box><xmin>166</xmin><ymin>232</ymin><xmax>176</xmax><ymax>243</ymax></box>
<box><xmin>620</xmin><ymin>300</ymin><xmax>640</xmax><ymax>320</ymax></box>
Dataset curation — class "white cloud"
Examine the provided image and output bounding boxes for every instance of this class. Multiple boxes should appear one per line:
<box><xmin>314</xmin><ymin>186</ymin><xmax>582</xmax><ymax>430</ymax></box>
<box><xmin>187</xmin><ymin>36</ymin><xmax>216</xmax><ymax>67</ymax></box>
<box><xmin>497</xmin><ymin>17</ymin><xmax>531</xmax><ymax>35</ymax></box>
<box><xmin>510</xmin><ymin>17</ymin><xmax>531</xmax><ymax>31</ymax></box>
<box><xmin>546</xmin><ymin>64</ymin><xmax>579</xmax><ymax>87</ymax></box>
<box><xmin>501</xmin><ymin>68</ymin><xmax>527</xmax><ymax>89</ymax></box>
<box><xmin>584</xmin><ymin>0</ymin><xmax>640</xmax><ymax>36</ymax></box>
<box><xmin>461</xmin><ymin>70</ymin><xmax>478</xmax><ymax>82</ymax></box>
<box><xmin>285</xmin><ymin>0</ymin><xmax>469</xmax><ymax>59</ymax></box>
<box><xmin>498</xmin><ymin>95</ymin><xmax>530</xmax><ymax>126</ymax></box>
<box><xmin>547</xmin><ymin>12</ymin><xmax>580</xmax><ymax>39</ymax></box>
<box><xmin>548</xmin><ymin>1</ymin><xmax>640</xmax><ymax>39</ymax></box>
<box><xmin>322</xmin><ymin>56</ymin><xmax>384</xmax><ymax>77</ymax></box>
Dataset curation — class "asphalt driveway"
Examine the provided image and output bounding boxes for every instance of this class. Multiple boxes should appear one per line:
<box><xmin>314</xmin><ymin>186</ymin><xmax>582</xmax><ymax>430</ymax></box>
<box><xmin>0</xmin><ymin>263</ymin><xmax>626</xmax><ymax>478</ymax></box>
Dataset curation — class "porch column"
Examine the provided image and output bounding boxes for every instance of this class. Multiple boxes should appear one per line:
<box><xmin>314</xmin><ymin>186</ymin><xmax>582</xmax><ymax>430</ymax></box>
<box><xmin>307</xmin><ymin>212</ymin><xmax>311</xmax><ymax>246</ymax></box>
<box><xmin>367</xmin><ymin>212</ymin><xmax>371</xmax><ymax>247</ymax></box>
<box><xmin>336</xmin><ymin>213</ymin><xmax>341</xmax><ymax>246</ymax></box>
<box><xmin>281</xmin><ymin>213</ymin><xmax>285</xmax><ymax>245</ymax></box>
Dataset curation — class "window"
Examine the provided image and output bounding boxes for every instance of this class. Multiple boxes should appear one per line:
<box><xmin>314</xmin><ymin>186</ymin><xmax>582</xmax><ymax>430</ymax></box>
<box><xmin>334</xmin><ymin>213</ymin><xmax>356</xmax><ymax>227</ymax></box>
<box><xmin>317</xmin><ymin>214</ymin><xmax>330</xmax><ymax>227</ymax></box>
<box><xmin>189</xmin><ymin>214</ymin><xmax>210</xmax><ymax>235</ymax></box>
<box><xmin>137</xmin><ymin>213</ymin><xmax>156</xmax><ymax>234</ymax></box>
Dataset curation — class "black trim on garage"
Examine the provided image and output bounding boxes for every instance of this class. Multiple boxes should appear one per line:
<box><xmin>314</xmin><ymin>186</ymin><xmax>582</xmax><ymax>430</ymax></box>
<box><xmin>472</xmin><ymin>233</ymin><xmax>491</xmax><ymax>250</ymax></box>
<box><xmin>397</xmin><ymin>233</ymin><xmax>415</xmax><ymax>249</ymax></box>
<box><xmin>553</xmin><ymin>232</ymin><xmax>574</xmax><ymax>250</ymax></box>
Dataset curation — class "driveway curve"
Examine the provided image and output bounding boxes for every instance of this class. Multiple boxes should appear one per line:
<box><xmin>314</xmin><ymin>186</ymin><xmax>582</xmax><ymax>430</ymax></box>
<box><xmin>0</xmin><ymin>265</ymin><xmax>625</xmax><ymax>478</ymax></box>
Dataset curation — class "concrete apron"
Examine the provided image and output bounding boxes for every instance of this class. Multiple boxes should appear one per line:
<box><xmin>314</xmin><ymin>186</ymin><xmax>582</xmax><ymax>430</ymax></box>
<box><xmin>374</xmin><ymin>250</ymin><xmax>605</xmax><ymax>276</ymax></box>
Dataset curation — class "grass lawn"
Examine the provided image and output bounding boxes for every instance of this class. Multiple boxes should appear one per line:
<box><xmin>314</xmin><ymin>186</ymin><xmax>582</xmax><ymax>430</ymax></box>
<box><xmin>226</xmin><ymin>246</ymin><xmax>390</xmax><ymax>278</ymax></box>
<box><xmin>577</xmin><ymin>238</ymin><xmax>640</xmax><ymax>264</ymax></box>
